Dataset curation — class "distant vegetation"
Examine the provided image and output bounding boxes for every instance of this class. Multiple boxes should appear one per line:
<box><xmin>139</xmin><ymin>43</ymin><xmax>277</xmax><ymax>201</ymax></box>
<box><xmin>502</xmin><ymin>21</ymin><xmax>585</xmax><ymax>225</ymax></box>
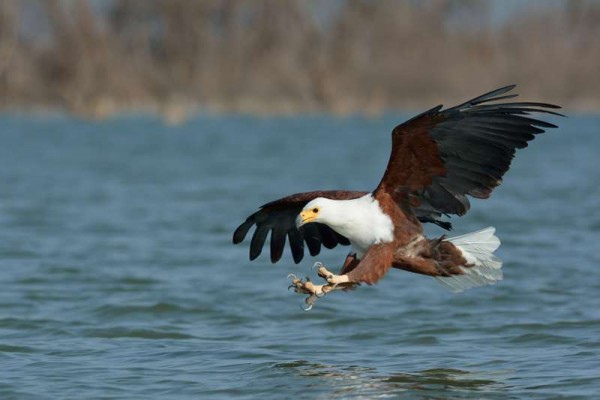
<box><xmin>1</xmin><ymin>0</ymin><xmax>599</xmax><ymax>121</ymax></box>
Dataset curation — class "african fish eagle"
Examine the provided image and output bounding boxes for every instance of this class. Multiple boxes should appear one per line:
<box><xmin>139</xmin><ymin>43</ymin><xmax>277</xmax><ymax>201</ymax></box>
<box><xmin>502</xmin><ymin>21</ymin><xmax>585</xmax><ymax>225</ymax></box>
<box><xmin>233</xmin><ymin>86</ymin><xmax>562</xmax><ymax>310</ymax></box>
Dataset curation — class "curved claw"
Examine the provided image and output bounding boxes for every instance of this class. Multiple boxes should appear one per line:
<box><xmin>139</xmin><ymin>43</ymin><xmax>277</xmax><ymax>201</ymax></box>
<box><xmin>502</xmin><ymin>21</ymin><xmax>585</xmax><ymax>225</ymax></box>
<box><xmin>312</xmin><ymin>262</ymin><xmax>323</xmax><ymax>270</ymax></box>
<box><xmin>301</xmin><ymin>303</ymin><xmax>313</xmax><ymax>312</ymax></box>
<box><xmin>288</xmin><ymin>274</ymin><xmax>300</xmax><ymax>291</ymax></box>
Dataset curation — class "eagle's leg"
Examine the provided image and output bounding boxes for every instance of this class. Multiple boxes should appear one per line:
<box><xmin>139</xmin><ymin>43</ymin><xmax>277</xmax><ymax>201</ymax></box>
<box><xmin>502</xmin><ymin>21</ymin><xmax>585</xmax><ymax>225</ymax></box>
<box><xmin>315</xmin><ymin>262</ymin><xmax>358</xmax><ymax>290</ymax></box>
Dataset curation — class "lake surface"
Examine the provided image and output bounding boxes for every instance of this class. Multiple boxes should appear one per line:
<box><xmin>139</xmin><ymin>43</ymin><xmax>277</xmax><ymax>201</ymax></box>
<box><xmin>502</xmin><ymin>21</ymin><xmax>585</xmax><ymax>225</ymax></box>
<box><xmin>0</xmin><ymin>112</ymin><xmax>598</xmax><ymax>399</ymax></box>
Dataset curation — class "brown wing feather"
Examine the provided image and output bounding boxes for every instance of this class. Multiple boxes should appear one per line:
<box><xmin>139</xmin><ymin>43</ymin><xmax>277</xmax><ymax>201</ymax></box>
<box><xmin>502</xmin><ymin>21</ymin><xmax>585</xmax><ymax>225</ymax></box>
<box><xmin>233</xmin><ymin>190</ymin><xmax>368</xmax><ymax>264</ymax></box>
<box><xmin>374</xmin><ymin>86</ymin><xmax>562</xmax><ymax>219</ymax></box>
<box><xmin>374</xmin><ymin>111</ymin><xmax>447</xmax><ymax>204</ymax></box>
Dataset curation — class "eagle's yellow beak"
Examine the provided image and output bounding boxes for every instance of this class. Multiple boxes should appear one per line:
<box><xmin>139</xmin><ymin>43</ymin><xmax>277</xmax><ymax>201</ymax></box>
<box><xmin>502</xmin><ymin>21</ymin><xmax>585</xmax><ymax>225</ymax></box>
<box><xmin>297</xmin><ymin>209</ymin><xmax>318</xmax><ymax>227</ymax></box>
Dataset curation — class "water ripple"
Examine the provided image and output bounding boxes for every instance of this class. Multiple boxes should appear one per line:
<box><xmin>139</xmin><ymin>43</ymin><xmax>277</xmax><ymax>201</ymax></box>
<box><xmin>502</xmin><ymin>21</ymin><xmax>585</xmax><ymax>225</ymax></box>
<box><xmin>83</xmin><ymin>327</ymin><xmax>195</xmax><ymax>340</ymax></box>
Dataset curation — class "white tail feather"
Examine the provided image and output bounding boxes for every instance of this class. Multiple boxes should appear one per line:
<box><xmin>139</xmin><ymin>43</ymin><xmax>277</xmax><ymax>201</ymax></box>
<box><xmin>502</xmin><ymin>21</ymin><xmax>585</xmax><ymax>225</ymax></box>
<box><xmin>434</xmin><ymin>227</ymin><xmax>502</xmax><ymax>292</ymax></box>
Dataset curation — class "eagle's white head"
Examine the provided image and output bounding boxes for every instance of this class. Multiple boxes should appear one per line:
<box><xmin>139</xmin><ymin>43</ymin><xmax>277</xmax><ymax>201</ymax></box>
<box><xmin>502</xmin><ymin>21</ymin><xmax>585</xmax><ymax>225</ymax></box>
<box><xmin>296</xmin><ymin>197</ymin><xmax>345</xmax><ymax>230</ymax></box>
<box><xmin>296</xmin><ymin>195</ymin><xmax>394</xmax><ymax>258</ymax></box>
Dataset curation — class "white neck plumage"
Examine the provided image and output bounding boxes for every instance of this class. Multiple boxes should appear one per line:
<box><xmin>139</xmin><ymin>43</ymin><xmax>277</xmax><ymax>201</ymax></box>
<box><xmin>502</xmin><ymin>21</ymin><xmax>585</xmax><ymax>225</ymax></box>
<box><xmin>305</xmin><ymin>194</ymin><xmax>394</xmax><ymax>258</ymax></box>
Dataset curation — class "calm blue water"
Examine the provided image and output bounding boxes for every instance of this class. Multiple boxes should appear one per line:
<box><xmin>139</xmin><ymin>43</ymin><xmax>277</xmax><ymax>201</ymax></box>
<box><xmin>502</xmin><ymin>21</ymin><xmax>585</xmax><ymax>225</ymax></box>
<box><xmin>0</xmin><ymin>112</ymin><xmax>598</xmax><ymax>399</ymax></box>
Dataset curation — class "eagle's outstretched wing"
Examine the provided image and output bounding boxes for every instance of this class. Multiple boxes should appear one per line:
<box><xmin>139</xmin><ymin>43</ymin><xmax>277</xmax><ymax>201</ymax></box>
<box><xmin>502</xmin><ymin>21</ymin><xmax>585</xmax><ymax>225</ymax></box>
<box><xmin>374</xmin><ymin>85</ymin><xmax>563</xmax><ymax>219</ymax></box>
<box><xmin>233</xmin><ymin>191</ymin><xmax>367</xmax><ymax>264</ymax></box>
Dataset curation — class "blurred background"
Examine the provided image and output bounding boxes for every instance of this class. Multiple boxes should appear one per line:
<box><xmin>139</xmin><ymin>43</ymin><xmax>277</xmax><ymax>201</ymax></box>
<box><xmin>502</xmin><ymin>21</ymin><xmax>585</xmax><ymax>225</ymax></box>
<box><xmin>1</xmin><ymin>0</ymin><xmax>600</xmax><ymax>121</ymax></box>
<box><xmin>1</xmin><ymin>1</ymin><xmax>599</xmax><ymax>399</ymax></box>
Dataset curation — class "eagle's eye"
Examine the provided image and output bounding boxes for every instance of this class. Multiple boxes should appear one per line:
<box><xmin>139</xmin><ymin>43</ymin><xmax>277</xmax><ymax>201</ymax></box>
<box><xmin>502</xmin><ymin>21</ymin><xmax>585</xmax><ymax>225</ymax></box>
<box><xmin>312</xmin><ymin>208</ymin><xmax>319</xmax><ymax>213</ymax></box>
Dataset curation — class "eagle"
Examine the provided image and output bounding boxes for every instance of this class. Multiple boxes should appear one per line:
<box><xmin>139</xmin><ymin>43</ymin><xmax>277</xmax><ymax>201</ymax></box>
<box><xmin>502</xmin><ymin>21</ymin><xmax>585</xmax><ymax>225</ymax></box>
<box><xmin>233</xmin><ymin>86</ymin><xmax>561</xmax><ymax>310</ymax></box>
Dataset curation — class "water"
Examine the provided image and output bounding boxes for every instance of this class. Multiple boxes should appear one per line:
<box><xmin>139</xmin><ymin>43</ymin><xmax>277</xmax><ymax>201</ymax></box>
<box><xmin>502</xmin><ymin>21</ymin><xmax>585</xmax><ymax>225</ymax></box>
<box><xmin>0</xmin><ymin>112</ymin><xmax>598</xmax><ymax>399</ymax></box>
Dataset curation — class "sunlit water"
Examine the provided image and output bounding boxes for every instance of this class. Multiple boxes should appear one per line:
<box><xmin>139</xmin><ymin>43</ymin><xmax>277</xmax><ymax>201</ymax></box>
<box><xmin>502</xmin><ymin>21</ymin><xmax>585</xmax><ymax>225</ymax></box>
<box><xmin>0</xmin><ymin>113</ymin><xmax>598</xmax><ymax>399</ymax></box>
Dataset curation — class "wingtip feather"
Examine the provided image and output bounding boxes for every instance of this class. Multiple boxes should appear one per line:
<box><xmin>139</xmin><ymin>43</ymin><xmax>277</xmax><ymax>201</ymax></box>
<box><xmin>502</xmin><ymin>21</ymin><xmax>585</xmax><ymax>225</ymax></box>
<box><xmin>233</xmin><ymin>218</ymin><xmax>254</xmax><ymax>244</ymax></box>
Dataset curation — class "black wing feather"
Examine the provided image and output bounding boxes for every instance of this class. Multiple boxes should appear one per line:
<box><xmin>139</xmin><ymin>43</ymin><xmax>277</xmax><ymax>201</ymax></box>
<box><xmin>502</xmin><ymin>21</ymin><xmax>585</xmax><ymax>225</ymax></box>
<box><xmin>414</xmin><ymin>85</ymin><xmax>563</xmax><ymax>218</ymax></box>
<box><xmin>270</xmin><ymin>225</ymin><xmax>287</xmax><ymax>263</ymax></box>
<box><xmin>319</xmin><ymin>224</ymin><xmax>340</xmax><ymax>249</ymax></box>
<box><xmin>250</xmin><ymin>224</ymin><xmax>270</xmax><ymax>261</ymax></box>
<box><xmin>287</xmin><ymin>229</ymin><xmax>304</xmax><ymax>264</ymax></box>
<box><xmin>302</xmin><ymin>223</ymin><xmax>323</xmax><ymax>257</ymax></box>
<box><xmin>233</xmin><ymin>190</ymin><xmax>368</xmax><ymax>264</ymax></box>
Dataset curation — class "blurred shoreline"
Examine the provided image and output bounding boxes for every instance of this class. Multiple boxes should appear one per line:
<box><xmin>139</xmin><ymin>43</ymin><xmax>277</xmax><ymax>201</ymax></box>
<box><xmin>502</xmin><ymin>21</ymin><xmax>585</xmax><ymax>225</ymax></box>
<box><xmin>1</xmin><ymin>1</ymin><xmax>599</xmax><ymax>123</ymax></box>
